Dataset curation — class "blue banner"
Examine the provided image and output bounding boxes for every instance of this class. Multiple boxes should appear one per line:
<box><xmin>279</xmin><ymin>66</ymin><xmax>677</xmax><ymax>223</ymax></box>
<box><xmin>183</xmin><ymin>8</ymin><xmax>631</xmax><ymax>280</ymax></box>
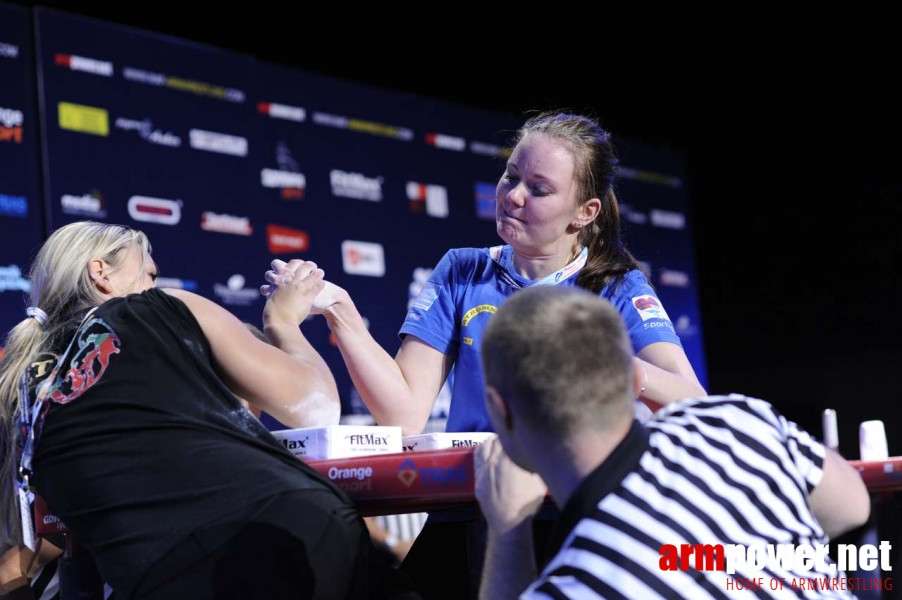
<box><xmin>0</xmin><ymin>4</ymin><xmax>43</xmax><ymax>344</ymax></box>
<box><xmin>1</xmin><ymin>7</ymin><xmax>707</xmax><ymax>425</ymax></box>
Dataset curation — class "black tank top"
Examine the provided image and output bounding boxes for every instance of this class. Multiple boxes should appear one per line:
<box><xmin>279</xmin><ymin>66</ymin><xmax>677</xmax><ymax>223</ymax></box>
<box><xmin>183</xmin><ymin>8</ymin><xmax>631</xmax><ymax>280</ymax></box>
<box><xmin>31</xmin><ymin>288</ymin><xmax>346</xmax><ymax>596</ymax></box>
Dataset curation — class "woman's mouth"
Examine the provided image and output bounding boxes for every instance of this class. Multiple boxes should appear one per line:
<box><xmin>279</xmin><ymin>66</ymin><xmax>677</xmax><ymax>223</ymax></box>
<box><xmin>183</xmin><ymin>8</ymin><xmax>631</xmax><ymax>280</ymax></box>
<box><xmin>502</xmin><ymin>210</ymin><xmax>525</xmax><ymax>223</ymax></box>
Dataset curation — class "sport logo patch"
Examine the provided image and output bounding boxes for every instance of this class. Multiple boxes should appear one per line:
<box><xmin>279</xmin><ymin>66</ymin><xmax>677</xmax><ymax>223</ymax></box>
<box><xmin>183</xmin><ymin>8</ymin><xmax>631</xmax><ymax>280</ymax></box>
<box><xmin>412</xmin><ymin>283</ymin><xmax>441</xmax><ymax>311</ymax></box>
<box><xmin>631</xmin><ymin>295</ymin><xmax>671</xmax><ymax>323</ymax></box>
<box><xmin>39</xmin><ymin>318</ymin><xmax>121</xmax><ymax>405</ymax></box>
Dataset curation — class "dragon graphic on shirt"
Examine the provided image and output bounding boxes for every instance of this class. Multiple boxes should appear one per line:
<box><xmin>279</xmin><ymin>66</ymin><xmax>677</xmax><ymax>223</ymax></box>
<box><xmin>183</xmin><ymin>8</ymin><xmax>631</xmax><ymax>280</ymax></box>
<box><xmin>38</xmin><ymin>318</ymin><xmax>121</xmax><ymax>405</ymax></box>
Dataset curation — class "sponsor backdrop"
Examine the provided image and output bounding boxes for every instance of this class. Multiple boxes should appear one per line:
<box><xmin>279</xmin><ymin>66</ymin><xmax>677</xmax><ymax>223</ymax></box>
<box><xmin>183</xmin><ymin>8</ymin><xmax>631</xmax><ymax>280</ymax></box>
<box><xmin>1</xmin><ymin>6</ymin><xmax>706</xmax><ymax>427</ymax></box>
<box><xmin>0</xmin><ymin>4</ymin><xmax>44</xmax><ymax>352</ymax></box>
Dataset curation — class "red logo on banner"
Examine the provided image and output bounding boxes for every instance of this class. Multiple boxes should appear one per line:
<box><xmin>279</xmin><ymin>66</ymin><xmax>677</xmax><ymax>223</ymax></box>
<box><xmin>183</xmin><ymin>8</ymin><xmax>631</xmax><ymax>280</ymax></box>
<box><xmin>0</xmin><ymin>126</ymin><xmax>22</xmax><ymax>143</ymax></box>
<box><xmin>267</xmin><ymin>224</ymin><xmax>309</xmax><ymax>254</ymax></box>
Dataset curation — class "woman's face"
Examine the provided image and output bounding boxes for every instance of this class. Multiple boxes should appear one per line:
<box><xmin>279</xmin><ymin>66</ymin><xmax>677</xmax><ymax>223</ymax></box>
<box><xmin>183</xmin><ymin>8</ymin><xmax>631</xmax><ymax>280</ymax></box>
<box><xmin>495</xmin><ymin>134</ymin><xmax>583</xmax><ymax>255</ymax></box>
<box><xmin>104</xmin><ymin>244</ymin><xmax>158</xmax><ymax>297</ymax></box>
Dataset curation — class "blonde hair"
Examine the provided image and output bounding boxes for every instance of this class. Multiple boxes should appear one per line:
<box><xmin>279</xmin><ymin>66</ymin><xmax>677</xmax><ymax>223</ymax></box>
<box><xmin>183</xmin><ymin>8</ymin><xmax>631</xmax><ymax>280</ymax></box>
<box><xmin>0</xmin><ymin>221</ymin><xmax>150</xmax><ymax>546</ymax></box>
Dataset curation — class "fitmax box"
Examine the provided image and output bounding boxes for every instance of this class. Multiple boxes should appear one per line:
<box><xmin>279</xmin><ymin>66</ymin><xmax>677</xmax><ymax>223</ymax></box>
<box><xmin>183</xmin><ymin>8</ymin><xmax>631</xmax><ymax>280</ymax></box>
<box><xmin>271</xmin><ymin>425</ymin><xmax>402</xmax><ymax>460</ymax></box>
<box><xmin>402</xmin><ymin>432</ymin><xmax>495</xmax><ymax>452</ymax></box>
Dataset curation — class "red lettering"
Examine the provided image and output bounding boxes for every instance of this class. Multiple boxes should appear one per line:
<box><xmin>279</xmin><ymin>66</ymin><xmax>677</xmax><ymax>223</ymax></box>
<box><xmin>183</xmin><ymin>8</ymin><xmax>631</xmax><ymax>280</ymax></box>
<box><xmin>658</xmin><ymin>545</ymin><xmax>678</xmax><ymax>571</ymax></box>
<box><xmin>0</xmin><ymin>126</ymin><xmax>24</xmax><ymax>143</ymax></box>
<box><xmin>680</xmin><ymin>544</ymin><xmax>694</xmax><ymax>570</ymax></box>
<box><xmin>695</xmin><ymin>544</ymin><xmax>725</xmax><ymax>571</ymax></box>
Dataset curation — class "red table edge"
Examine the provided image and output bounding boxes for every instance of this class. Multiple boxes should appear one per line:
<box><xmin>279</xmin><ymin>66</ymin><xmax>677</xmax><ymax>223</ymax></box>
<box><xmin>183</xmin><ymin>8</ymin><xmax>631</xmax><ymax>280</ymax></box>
<box><xmin>33</xmin><ymin>451</ymin><xmax>902</xmax><ymax>535</ymax></box>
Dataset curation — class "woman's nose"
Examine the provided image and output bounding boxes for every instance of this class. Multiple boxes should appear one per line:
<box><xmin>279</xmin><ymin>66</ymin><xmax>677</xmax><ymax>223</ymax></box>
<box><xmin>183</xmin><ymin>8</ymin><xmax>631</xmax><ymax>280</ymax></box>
<box><xmin>505</xmin><ymin>185</ymin><xmax>525</xmax><ymax>207</ymax></box>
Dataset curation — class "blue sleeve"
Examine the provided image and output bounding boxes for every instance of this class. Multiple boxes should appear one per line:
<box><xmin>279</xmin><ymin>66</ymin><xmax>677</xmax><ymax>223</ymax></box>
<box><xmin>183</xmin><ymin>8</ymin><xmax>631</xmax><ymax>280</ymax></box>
<box><xmin>605</xmin><ymin>271</ymin><xmax>683</xmax><ymax>352</ymax></box>
<box><xmin>398</xmin><ymin>250</ymin><xmax>460</xmax><ymax>357</ymax></box>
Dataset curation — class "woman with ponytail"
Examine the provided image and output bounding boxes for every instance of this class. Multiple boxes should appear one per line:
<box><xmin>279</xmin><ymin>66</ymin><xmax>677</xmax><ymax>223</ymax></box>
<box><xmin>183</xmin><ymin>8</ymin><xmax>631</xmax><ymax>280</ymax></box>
<box><xmin>263</xmin><ymin>111</ymin><xmax>706</xmax><ymax>599</ymax></box>
<box><xmin>265</xmin><ymin>111</ymin><xmax>705</xmax><ymax>436</ymax></box>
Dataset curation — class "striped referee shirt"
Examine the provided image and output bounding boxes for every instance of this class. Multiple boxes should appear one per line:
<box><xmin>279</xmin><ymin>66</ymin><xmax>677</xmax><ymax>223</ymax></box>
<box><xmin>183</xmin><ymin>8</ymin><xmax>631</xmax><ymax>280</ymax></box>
<box><xmin>523</xmin><ymin>394</ymin><xmax>856</xmax><ymax>600</ymax></box>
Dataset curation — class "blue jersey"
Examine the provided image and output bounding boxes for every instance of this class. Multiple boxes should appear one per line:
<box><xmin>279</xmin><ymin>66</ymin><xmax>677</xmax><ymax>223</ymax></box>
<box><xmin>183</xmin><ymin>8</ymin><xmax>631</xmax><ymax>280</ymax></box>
<box><xmin>399</xmin><ymin>246</ymin><xmax>682</xmax><ymax>433</ymax></box>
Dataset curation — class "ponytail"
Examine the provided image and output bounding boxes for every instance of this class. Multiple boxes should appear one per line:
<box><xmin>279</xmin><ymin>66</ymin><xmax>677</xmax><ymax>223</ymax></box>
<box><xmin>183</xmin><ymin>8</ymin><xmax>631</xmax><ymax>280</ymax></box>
<box><xmin>0</xmin><ymin>318</ymin><xmax>49</xmax><ymax>546</ymax></box>
<box><xmin>575</xmin><ymin>189</ymin><xmax>643</xmax><ymax>294</ymax></box>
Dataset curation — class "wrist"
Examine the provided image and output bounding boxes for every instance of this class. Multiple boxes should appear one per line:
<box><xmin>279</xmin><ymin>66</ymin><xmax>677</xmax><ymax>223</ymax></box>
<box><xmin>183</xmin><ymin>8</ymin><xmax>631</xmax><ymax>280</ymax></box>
<box><xmin>263</xmin><ymin>308</ymin><xmax>299</xmax><ymax>331</ymax></box>
<box><xmin>488</xmin><ymin>514</ymin><xmax>535</xmax><ymax>538</ymax></box>
<box><xmin>322</xmin><ymin>293</ymin><xmax>355</xmax><ymax>326</ymax></box>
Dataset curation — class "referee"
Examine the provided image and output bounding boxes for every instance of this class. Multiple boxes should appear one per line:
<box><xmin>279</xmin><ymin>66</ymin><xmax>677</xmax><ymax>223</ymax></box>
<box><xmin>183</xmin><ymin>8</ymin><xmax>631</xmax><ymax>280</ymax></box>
<box><xmin>474</xmin><ymin>286</ymin><xmax>870</xmax><ymax>599</ymax></box>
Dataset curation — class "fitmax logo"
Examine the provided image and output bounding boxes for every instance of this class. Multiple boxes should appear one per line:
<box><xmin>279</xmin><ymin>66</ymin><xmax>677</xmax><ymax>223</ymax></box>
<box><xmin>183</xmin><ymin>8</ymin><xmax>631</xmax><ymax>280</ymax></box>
<box><xmin>348</xmin><ymin>434</ymin><xmax>389</xmax><ymax>446</ymax></box>
<box><xmin>280</xmin><ymin>437</ymin><xmax>309</xmax><ymax>450</ymax></box>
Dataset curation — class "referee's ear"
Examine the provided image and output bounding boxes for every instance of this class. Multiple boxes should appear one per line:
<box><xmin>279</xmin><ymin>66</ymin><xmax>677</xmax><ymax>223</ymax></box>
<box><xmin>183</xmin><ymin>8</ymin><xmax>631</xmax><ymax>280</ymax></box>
<box><xmin>486</xmin><ymin>386</ymin><xmax>513</xmax><ymax>433</ymax></box>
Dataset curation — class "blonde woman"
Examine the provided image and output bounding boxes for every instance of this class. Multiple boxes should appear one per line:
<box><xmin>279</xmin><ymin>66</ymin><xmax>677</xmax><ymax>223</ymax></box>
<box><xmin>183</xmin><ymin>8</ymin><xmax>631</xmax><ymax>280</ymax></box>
<box><xmin>0</xmin><ymin>222</ymin><xmax>412</xmax><ymax>599</ymax></box>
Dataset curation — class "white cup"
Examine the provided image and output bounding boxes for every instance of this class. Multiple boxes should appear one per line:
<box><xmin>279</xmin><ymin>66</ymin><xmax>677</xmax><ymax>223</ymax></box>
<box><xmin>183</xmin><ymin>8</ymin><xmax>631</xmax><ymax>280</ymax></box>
<box><xmin>859</xmin><ymin>420</ymin><xmax>889</xmax><ymax>461</ymax></box>
<box><xmin>822</xmin><ymin>409</ymin><xmax>839</xmax><ymax>451</ymax></box>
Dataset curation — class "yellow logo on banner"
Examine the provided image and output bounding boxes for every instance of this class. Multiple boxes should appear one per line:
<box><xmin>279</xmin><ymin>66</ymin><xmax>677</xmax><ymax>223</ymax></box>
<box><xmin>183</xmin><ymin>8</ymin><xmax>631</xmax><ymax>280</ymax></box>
<box><xmin>58</xmin><ymin>102</ymin><xmax>109</xmax><ymax>136</ymax></box>
<box><xmin>347</xmin><ymin>118</ymin><xmax>406</xmax><ymax>140</ymax></box>
<box><xmin>461</xmin><ymin>304</ymin><xmax>496</xmax><ymax>327</ymax></box>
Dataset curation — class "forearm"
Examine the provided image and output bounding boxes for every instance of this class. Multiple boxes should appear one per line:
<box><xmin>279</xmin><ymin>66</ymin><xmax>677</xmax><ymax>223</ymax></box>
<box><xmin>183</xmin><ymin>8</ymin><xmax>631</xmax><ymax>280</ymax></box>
<box><xmin>263</xmin><ymin>314</ymin><xmax>332</xmax><ymax>377</ymax></box>
<box><xmin>636</xmin><ymin>357</ymin><xmax>706</xmax><ymax>409</ymax></box>
<box><xmin>261</xmin><ymin>316</ymin><xmax>340</xmax><ymax>427</ymax></box>
<box><xmin>810</xmin><ymin>449</ymin><xmax>871</xmax><ymax>538</ymax></box>
<box><xmin>324</xmin><ymin>300</ymin><xmax>429</xmax><ymax>434</ymax></box>
<box><xmin>480</xmin><ymin>522</ymin><xmax>538</xmax><ymax>600</ymax></box>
